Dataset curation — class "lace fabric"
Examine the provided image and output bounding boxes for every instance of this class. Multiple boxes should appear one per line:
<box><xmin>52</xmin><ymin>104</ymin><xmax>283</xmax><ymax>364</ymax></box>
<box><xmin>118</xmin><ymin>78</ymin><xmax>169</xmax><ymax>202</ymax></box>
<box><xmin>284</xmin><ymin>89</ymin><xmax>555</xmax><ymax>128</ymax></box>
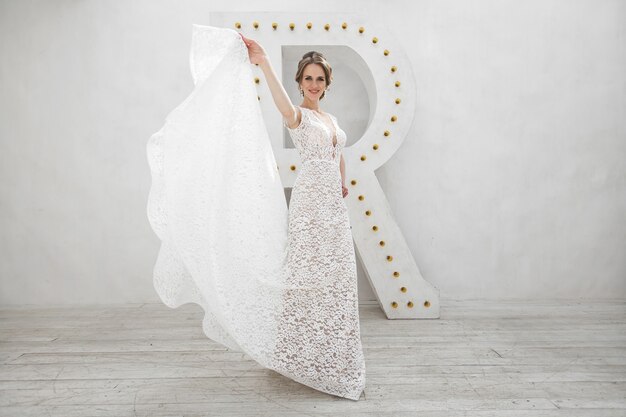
<box><xmin>146</xmin><ymin>24</ymin><xmax>365</xmax><ymax>400</ymax></box>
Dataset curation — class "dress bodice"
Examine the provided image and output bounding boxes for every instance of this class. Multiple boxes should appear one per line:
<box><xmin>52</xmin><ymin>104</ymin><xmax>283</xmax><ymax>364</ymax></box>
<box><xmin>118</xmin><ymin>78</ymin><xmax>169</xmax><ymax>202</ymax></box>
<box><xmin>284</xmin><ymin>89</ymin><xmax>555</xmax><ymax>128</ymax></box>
<box><xmin>283</xmin><ymin>106</ymin><xmax>347</xmax><ymax>165</ymax></box>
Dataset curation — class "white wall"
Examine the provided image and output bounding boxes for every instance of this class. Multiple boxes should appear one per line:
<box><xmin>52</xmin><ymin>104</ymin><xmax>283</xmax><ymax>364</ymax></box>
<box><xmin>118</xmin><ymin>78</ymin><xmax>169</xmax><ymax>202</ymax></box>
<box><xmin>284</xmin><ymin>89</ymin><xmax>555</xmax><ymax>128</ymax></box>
<box><xmin>0</xmin><ymin>0</ymin><xmax>624</xmax><ymax>306</ymax></box>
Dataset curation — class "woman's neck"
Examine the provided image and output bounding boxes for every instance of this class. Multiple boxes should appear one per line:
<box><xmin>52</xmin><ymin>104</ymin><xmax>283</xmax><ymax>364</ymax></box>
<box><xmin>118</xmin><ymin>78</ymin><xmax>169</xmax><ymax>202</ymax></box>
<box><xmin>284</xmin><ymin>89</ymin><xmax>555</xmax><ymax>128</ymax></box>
<box><xmin>300</xmin><ymin>99</ymin><xmax>322</xmax><ymax>113</ymax></box>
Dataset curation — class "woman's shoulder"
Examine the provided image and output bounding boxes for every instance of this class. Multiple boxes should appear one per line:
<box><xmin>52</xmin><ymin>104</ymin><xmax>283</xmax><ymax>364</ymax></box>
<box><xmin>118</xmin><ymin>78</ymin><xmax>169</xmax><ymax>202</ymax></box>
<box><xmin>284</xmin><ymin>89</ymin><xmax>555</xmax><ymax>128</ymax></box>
<box><xmin>283</xmin><ymin>105</ymin><xmax>306</xmax><ymax>131</ymax></box>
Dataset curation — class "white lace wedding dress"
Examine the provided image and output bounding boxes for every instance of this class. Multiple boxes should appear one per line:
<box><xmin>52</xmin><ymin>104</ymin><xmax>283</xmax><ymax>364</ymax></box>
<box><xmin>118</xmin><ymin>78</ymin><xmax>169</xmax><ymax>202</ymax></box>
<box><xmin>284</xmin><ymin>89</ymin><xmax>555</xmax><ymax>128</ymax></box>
<box><xmin>146</xmin><ymin>24</ymin><xmax>366</xmax><ymax>400</ymax></box>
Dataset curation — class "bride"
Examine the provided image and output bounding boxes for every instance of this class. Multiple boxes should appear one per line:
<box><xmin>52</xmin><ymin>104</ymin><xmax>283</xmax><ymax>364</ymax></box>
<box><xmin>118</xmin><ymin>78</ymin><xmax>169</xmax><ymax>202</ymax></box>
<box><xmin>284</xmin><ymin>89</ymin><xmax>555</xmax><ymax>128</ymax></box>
<box><xmin>147</xmin><ymin>25</ymin><xmax>365</xmax><ymax>400</ymax></box>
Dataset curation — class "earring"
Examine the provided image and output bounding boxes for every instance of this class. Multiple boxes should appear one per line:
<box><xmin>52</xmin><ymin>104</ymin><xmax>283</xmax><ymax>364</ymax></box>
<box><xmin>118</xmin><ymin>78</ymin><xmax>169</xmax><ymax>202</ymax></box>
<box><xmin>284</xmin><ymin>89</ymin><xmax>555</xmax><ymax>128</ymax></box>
<box><xmin>299</xmin><ymin>87</ymin><xmax>304</xmax><ymax>97</ymax></box>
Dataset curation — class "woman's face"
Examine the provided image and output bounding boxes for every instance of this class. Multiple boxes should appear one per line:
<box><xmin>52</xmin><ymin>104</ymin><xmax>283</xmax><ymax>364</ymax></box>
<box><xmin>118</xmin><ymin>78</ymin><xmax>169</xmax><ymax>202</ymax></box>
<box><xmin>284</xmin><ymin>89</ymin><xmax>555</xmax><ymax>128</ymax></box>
<box><xmin>300</xmin><ymin>64</ymin><xmax>327</xmax><ymax>100</ymax></box>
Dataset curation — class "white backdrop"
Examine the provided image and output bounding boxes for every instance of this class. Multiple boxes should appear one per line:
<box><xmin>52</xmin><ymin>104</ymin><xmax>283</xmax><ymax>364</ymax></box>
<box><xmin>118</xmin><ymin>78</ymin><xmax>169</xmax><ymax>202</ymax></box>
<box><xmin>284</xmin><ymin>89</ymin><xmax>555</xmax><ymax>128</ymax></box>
<box><xmin>0</xmin><ymin>0</ymin><xmax>624</xmax><ymax>306</ymax></box>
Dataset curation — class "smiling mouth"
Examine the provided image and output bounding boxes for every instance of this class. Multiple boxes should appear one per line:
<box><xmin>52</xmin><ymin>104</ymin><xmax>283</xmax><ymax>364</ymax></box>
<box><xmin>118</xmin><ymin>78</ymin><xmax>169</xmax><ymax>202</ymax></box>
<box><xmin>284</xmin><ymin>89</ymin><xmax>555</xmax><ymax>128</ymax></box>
<box><xmin>309</xmin><ymin>90</ymin><xmax>320</xmax><ymax>94</ymax></box>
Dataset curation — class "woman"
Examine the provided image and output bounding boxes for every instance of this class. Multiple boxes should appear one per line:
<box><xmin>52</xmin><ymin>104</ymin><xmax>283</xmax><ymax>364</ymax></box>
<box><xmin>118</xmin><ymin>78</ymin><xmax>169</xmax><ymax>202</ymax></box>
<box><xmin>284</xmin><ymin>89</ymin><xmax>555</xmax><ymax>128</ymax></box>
<box><xmin>239</xmin><ymin>33</ymin><xmax>366</xmax><ymax>401</ymax></box>
<box><xmin>147</xmin><ymin>25</ymin><xmax>365</xmax><ymax>401</ymax></box>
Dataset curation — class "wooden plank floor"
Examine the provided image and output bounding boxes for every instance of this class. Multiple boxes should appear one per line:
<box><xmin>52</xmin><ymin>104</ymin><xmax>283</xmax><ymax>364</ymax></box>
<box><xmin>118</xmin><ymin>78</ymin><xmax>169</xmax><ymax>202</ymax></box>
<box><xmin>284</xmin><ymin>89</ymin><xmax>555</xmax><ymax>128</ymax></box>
<box><xmin>0</xmin><ymin>299</ymin><xmax>624</xmax><ymax>417</ymax></box>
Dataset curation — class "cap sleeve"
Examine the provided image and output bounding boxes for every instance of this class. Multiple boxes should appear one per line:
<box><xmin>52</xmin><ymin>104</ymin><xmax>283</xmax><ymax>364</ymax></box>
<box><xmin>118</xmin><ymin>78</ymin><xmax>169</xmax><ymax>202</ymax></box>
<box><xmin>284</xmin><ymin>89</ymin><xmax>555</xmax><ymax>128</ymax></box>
<box><xmin>283</xmin><ymin>106</ymin><xmax>303</xmax><ymax>130</ymax></box>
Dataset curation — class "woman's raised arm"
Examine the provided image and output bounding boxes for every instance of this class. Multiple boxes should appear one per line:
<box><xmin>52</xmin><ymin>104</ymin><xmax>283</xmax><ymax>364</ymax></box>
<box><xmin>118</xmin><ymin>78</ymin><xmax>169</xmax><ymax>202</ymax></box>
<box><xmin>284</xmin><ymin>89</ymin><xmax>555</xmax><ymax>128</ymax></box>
<box><xmin>239</xmin><ymin>33</ymin><xmax>296</xmax><ymax>122</ymax></box>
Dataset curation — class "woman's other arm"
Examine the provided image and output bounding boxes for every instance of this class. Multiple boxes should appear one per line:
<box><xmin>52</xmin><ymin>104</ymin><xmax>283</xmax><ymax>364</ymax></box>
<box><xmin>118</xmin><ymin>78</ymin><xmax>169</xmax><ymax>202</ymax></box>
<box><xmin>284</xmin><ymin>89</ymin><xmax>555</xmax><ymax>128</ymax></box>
<box><xmin>239</xmin><ymin>34</ymin><xmax>299</xmax><ymax>126</ymax></box>
<box><xmin>340</xmin><ymin>154</ymin><xmax>348</xmax><ymax>198</ymax></box>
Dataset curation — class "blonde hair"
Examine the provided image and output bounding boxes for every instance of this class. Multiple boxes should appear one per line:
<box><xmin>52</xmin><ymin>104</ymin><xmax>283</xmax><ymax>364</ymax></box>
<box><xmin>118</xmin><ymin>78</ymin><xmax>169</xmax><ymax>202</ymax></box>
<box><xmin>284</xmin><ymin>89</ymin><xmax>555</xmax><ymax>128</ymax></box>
<box><xmin>294</xmin><ymin>51</ymin><xmax>333</xmax><ymax>100</ymax></box>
